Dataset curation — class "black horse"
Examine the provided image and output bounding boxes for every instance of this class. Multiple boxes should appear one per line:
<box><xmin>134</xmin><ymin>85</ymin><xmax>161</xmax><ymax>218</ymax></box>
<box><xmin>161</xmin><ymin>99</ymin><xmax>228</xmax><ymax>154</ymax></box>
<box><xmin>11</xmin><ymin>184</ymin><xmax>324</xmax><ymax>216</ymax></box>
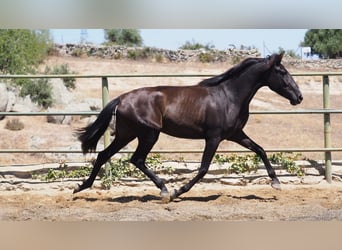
<box><xmin>74</xmin><ymin>52</ymin><xmax>303</xmax><ymax>202</ymax></box>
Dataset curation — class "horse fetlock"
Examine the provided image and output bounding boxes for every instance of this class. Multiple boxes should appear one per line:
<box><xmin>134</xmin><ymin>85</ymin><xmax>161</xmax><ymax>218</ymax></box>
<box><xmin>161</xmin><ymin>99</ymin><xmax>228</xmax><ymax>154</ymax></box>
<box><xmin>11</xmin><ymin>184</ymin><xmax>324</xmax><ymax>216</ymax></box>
<box><xmin>271</xmin><ymin>179</ymin><xmax>281</xmax><ymax>190</ymax></box>
<box><xmin>73</xmin><ymin>183</ymin><xmax>82</xmax><ymax>194</ymax></box>
<box><xmin>73</xmin><ymin>180</ymin><xmax>91</xmax><ymax>194</ymax></box>
<box><xmin>160</xmin><ymin>190</ymin><xmax>171</xmax><ymax>203</ymax></box>
<box><xmin>170</xmin><ymin>189</ymin><xmax>179</xmax><ymax>201</ymax></box>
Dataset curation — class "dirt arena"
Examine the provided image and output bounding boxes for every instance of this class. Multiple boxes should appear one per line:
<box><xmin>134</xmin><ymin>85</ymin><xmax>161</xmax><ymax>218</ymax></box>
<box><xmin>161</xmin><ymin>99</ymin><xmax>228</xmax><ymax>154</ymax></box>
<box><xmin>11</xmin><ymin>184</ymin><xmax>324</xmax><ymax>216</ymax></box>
<box><xmin>1</xmin><ymin>179</ymin><xmax>342</xmax><ymax>221</ymax></box>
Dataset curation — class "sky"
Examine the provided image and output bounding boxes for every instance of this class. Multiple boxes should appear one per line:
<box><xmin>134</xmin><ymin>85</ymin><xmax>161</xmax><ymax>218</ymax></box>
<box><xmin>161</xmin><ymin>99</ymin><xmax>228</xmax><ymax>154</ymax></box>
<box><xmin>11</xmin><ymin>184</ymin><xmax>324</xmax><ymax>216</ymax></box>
<box><xmin>51</xmin><ymin>29</ymin><xmax>308</xmax><ymax>57</ymax></box>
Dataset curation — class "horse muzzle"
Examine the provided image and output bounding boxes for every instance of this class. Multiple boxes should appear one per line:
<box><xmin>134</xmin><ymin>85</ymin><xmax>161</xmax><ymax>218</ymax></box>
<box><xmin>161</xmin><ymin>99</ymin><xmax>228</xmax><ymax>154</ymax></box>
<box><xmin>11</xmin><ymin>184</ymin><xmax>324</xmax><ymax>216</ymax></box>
<box><xmin>290</xmin><ymin>94</ymin><xmax>303</xmax><ymax>105</ymax></box>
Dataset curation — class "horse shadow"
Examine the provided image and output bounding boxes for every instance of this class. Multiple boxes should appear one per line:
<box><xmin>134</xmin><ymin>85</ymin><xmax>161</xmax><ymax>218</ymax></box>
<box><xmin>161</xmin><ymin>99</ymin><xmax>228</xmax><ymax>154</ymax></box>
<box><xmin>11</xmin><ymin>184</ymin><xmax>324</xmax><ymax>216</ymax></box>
<box><xmin>226</xmin><ymin>194</ymin><xmax>277</xmax><ymax>202</ymax></box>
<box><xmin>72</xmin><ymin>194</ymin><xmax>159</xmax><ymax>203</ymax></box>
<box><xmin>73</xmin><ymin>193</ymin><xmax>222</xmax><ymax>203</ymax></box>
<box><xmin>72</xmin><ymin>192</ymin><xmax>277</xmax><ymax>203</ymax></box>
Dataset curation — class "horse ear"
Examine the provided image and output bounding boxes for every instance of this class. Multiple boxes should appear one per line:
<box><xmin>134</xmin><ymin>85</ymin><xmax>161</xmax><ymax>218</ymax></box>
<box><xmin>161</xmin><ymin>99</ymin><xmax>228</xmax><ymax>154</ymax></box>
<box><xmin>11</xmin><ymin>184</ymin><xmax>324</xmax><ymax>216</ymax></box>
<box><xmin>267</xmin><ymin>52</ymin><xmax>284</xmax><ymax>67</ymax></box>
<box><xmin>277</xmin><ymin>51</ymin><xmax>285</xmax><ymax>64</ymax></box>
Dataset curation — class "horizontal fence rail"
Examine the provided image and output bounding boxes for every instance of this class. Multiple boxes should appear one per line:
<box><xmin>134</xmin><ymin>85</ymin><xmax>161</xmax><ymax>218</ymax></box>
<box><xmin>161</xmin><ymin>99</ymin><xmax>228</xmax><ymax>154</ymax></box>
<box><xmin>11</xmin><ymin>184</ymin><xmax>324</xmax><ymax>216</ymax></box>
<box><xmin>1</xmin><ymin>148</ymin><xmax>342</xmax><ymax>154</ymax></box>
<box><xmin>1</xmin><ymin>72</ymin><xmax>342</xmax><ymax>182</ymax></box>
<box><xmin>1</xmin><ymin>109</ymin><xmax>342</xmax><ymax>116</ymax></box>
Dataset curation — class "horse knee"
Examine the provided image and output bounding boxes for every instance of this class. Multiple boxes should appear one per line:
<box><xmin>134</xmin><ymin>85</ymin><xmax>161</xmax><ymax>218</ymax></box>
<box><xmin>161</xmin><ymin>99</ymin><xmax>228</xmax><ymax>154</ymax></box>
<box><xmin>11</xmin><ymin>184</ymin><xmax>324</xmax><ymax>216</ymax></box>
<box><xmin>130</xmin><ymin>156</ymin><xmax>144</xmax><ymax>166</ymax></box>
<box><xmin>198</xmin><ymin>167</ymin><xmax>208</xmax><ymax>178</ymax></box>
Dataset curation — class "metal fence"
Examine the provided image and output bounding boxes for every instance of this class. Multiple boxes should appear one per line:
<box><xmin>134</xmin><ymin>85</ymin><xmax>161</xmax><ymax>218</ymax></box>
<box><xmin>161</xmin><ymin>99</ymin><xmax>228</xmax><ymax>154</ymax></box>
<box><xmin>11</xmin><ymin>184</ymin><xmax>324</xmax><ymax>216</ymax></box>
<box><xmin>1</xmin><ymin>72</ymin><xmax>342</xmax><ymax>182</ymax></box>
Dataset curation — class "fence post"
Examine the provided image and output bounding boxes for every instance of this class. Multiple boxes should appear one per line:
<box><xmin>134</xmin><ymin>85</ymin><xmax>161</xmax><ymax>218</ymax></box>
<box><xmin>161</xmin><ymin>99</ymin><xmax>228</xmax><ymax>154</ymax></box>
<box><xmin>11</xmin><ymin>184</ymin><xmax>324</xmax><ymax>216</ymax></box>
<box><xmin>323</xmin><ymin>75</ymin><xmax>332</xmax><ymax>183</ymax></box>
<box><xmin>102</xmin><ymin>77</ymin><xmax>110</xmax><ymax>148</ymax></box>
<box><xmin>102</xmin><ymin>77</ymin><xmax>111</xmax><ymax>177</ymax></box>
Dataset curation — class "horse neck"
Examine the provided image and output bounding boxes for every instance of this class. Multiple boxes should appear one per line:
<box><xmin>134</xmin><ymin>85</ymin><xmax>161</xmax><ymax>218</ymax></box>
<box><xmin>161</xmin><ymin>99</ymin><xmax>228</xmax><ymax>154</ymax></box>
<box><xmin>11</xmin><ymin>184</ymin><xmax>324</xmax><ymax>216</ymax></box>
<box><xmin>225</xmin><ymin>72</ymin><xmax>264</xmax><ymax>107</ymax></box>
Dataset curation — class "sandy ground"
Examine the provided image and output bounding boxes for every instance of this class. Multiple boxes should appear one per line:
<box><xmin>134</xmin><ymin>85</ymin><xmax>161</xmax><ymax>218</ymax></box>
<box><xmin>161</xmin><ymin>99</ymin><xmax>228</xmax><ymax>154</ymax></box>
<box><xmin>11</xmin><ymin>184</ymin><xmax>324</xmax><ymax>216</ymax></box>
<box><xmin>1</xmin><ymin>178</ymin><xmax>342</xmax><ymax>221</ymax></box>
<box><xmin>1</xmin><ymin>159</ymin><xmax>342</xmax><ymax>221</ymax></box>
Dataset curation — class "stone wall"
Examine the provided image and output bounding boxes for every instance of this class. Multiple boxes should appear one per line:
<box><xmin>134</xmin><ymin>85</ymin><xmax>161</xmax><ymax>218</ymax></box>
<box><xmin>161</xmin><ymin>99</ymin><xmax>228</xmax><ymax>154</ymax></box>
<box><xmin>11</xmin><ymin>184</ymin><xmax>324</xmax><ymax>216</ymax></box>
<box><xmin>285</xmin><ymin>57</ymin><xmax>342</xmax><ymax>70</ymax></box>
<box><xmin>53</xmin><ymin>43</ymin><xmax>342</xmax><ymax>70</ymax></box>
<box><xmin>53</xmin><ymin>43</ymin><xmax>261</xmax><ymax>63</ymax></box>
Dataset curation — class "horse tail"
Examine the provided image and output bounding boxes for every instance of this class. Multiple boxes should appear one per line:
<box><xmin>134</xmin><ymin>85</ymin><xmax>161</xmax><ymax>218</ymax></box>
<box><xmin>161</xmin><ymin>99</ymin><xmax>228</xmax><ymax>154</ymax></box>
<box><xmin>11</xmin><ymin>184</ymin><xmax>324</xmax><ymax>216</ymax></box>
<box><xmin>77</xmin><ymin>98</ymin><xmax>120</xmax><ymax>154</ymax></box>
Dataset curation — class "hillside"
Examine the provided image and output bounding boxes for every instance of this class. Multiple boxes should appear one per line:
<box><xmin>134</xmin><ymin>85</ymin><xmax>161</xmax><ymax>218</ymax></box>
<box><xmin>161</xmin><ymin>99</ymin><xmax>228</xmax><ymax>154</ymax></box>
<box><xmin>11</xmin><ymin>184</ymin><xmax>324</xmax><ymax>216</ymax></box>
<box><xmin>1</xmin><ymin>54</ymin><xmax>342</xmax><ymax>165</ymax></box>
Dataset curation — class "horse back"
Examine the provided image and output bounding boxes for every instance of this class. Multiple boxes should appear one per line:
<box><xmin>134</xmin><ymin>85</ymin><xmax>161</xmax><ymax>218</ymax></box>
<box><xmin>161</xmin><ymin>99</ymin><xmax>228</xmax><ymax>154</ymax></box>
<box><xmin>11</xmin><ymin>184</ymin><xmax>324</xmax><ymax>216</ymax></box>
<box><xmin>117</xmin><ymin>85</ymin><xmax>212</xmax><ymax>137</ymax></box>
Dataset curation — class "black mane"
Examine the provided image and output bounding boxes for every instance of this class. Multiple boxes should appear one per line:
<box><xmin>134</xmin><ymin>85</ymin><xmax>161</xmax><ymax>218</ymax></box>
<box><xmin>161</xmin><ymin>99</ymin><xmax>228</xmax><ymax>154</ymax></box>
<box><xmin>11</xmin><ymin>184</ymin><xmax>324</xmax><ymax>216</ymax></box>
<box><xmin>198</xmin><ymin>57</ymin><xmax>264</xmax><ymax>87</ymax></box>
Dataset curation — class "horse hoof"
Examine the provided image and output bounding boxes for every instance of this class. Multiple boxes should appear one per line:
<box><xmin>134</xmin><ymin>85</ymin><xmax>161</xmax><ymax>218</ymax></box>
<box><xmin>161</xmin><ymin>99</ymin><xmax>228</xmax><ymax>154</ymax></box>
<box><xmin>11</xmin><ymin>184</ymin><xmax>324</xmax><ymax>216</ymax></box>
<box><xmin>160</xmin><ymin>191</ymin><xmax>171</xmax><ymax>203</ymax></box>
<box><xmin>271</xmin><ymin>181</ymin><xmax>281</xmax><ymax>190</ymax></box>
<box><xmin>170</xmin><ymin>189</ymin><xmax>178</xmax><ymax>200</ymax></box>
<box><xmin>73</xmin><ymin>184</ymin><xmax>81</xmax><ymax>194</ymax></box>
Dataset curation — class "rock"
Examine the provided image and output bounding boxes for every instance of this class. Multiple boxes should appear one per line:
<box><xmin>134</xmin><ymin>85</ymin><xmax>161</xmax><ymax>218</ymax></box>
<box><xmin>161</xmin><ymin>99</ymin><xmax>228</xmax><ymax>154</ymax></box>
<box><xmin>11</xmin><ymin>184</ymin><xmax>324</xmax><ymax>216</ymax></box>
<box><xmin>251</xmin><ymin>177</ymin><xmax>271</xmax><ymax>185</ymax></box>
<box><xmin>53</xmin><ymin>43</ymin><xmax>342</xmax><ymax>69</ymax></box>
<box><xmin>279</xmin><ymin>176</ymin><xmax>301</xmax><ymax>185</ymax></box>
<box><xmin>47</xmin><ymin>80</ymin><xmax>101</xmax><ymax>125</ymax></box>
<box><xmin>53</xmin><ymin>44</ymin><xmax>261</xmax><ymax>63</ymax></box>
<box><xmin>11</xmin><ymin>95</ymin><xmax>39</xmax><ymax>112</ymax></box>
<box><xmin>46</xmin><ymin>107</ymin><xmax>74</xmax><ymax>125</ymax></box>
<box><xmin>0</xmin><ymin>83</ymin><xmax>8</xmax><ymax>119</ymax></box>
<box><xmin>47</xmin><ymin>102</ymin><xmax>93</xmax><ymax>125</ymax></box>
<box><xmin>301</xmin><ymin>175</ymin><xmax>324</xmax><ymax>185</ymax></box>
<box><xmin>50</xmin><ymin>78</ymin><xmax>73</xmax><ymax>106</ymax></box>
<box><xmin>304</xmin><ymin>167</ymin><xmax>322</xmax><ymax>176</ymax></box>
<box><xmin>83</xmin><ymin>98</ymin><xmax>102</xmax><ymax>111</ymax></box>
<box><xmin>220</xmin><ymin>177</ymin><xmax>247</xmax><ymax>186</ymax></box>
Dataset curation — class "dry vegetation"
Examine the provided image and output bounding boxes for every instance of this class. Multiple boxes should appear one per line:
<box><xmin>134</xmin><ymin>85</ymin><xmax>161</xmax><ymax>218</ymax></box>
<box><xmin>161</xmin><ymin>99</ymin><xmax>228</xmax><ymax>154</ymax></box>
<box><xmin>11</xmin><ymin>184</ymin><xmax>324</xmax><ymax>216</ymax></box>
<box><xmin>1</xmin><ymin>55</ymin><xmax>342</xmax><ymax>165</ymax></box>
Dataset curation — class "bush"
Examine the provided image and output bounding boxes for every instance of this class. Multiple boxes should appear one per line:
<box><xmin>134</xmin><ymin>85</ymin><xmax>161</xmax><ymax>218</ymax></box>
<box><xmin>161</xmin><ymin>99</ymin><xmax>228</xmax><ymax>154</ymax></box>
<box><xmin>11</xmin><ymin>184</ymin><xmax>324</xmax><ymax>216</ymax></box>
<box><xmin>0</xmin><ymin>30</ymin><xmax>54</xmax><ymax>108</ymax></box>
<box><xmin>5</xmin><ymin>118</ymin><xmax>24</xmax><ymax>131</ymax></box>
<box><xmin>0</xmin><ymin>30</ymin><xmax>52</xmax><ymax>74</ymax></box>
<box><xmin>104</xmin><ymin>29</ymin><xmax>143</xmax><ymax>47</ymax></box>
<box><xmin>127</xmin><ymin>47</ymin><xmax>156</xmax><ymax>61</ymax></box>
<box><xmin>154</xmin><ymin>54</ymin><xmax>164</xmax><ymax>63</ymax></box>
<box><xmin>231</xmin><ymin>56</ymin><xmax>243</xmax><ymax>65</ymax></box>
<box><xmin>269</xmin><ymin>152</ymin><xmax>304</xmax><ymax>176</ymax></box>
<box><xmin>198</xmin><ymin>52</ymin><xmax>214</xmax><ymax>63</ymax></box>
<box><xmin>179</xmin><ymin>40</ymin><xmax>215</xmax><ymax>50</ymax></box>
<box><xmin>14</xmin><ymin>64</ymin><xmax>76</xmax><ymax>108</ymax></box>
<box><xmin>32</xmin><ymin>163</ymin><xmax>92</xmax><ymax>182</ymax></box>
<box><xmin>19</xmin><ymin>78</ymin><xmax>53</xmax><ymax>108</ymax></box>
<box><xmin>214</xmin><ymin>152</ymin><xmax>304</xmax><ymax>176</ymax></box>
<box><xmin>71</xmin><ymin>48</ymin><xmax>84</xmax><ymax>57</ymax></box>
<box><xmin>214</xmin><ymin>154</ymin><xmax>260</xmax><ymax>174</ymax></box>
<box><xmin>49</xmin><ymin>64</ymin><xmax>77</xmax><ymax>90</ymax></box>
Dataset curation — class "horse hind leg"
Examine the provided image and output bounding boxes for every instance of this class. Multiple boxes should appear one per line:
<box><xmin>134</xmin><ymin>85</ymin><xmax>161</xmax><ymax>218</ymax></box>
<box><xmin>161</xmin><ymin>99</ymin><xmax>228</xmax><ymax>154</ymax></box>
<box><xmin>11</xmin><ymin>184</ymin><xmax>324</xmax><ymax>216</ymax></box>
<box><xmin>130</xmin><ymin>130</ymin><xmax>170</xmax><ymax>202</ymax></box>
<box><xmin>73</xmin><ymin>134</ymin><xmax>135</xmax><ymax>194</ymax></box>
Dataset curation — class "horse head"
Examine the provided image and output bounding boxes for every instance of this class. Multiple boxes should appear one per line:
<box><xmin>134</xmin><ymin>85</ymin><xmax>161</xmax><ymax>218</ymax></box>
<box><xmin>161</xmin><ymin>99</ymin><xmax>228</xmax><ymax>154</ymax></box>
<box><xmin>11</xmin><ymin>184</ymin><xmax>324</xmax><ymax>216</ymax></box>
<box><xmin>262</xmin><ymin>52</ymin><xmax>303</xmax><ymax>105</ymax></box>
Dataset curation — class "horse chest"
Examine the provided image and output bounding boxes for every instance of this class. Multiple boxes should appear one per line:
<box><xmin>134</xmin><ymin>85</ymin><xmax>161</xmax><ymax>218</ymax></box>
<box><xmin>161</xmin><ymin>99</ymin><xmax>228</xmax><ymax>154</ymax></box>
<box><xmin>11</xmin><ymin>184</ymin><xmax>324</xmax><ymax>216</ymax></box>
<box><xmin>221</xmin><ymin>108</ymin><xmax>249</xmax><ymax>135</ymax></box>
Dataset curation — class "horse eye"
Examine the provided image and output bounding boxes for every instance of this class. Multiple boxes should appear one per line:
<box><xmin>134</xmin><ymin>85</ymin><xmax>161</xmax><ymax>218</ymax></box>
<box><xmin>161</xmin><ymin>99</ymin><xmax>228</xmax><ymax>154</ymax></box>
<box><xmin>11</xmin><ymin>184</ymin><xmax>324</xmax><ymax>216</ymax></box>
<box><xmin>276</xmin><ymin>67</ymin><xmax>286</xmax><ymax>76</ymax></box>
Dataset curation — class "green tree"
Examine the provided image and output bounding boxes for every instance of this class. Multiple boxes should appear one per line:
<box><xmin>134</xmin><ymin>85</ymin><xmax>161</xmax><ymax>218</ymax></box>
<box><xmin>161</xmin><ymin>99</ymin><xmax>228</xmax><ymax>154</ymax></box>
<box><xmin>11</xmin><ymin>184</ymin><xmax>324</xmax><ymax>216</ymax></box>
<box><xmin>0</xmin><ymin>29</ymin><xmax>52</xmax><ymax>74</ymax></box>
<box><xmin>302</xmin><ymin>29</ymin><xmax>342</xmax><ymax>58</ymax></box>
<box><xmin>0</xmin><ymin>30</ymin><xmax>54</xmax><ymax>108</ymax></box>
<box><xmin>104</xmin><ymin>29</ymin><xmax>143</xmax><ymax>46</ymax></box>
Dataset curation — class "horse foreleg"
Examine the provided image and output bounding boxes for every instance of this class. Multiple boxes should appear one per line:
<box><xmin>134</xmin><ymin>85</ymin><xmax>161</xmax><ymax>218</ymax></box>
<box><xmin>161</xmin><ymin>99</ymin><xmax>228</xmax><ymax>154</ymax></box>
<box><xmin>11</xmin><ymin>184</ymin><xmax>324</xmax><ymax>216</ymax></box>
<box><xmin>170</xmin><ymin>137</ymin><xmax>220</xmax><ymax>201</ymax></box>
<box><xmin>232</xmin><ymin>131</ymin><xmax>281</xmax><ymax>190</ymax></box>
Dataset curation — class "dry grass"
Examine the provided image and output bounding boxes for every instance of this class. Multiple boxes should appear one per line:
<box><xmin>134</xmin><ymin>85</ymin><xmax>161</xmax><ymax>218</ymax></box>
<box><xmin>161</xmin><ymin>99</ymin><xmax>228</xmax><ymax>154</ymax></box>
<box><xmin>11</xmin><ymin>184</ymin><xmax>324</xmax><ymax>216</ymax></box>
<box><xmin>1</xmin><ymin>56</ymin><xmax>342</xmax><ymax>165</ymax></box>
<box><xmin>5</xmin><ymin>118</ymin><xmax>24</xmax><ymax>131</ymax></box>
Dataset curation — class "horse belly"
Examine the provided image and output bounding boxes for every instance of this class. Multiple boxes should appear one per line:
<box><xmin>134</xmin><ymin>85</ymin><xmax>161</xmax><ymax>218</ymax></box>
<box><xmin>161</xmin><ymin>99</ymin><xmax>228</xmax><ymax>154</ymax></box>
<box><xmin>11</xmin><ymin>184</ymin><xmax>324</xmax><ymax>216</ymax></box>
<box><xmin>161</xmin><ymin>120</ymin><xmax>205</xmax><ymax>139</ymax></box>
